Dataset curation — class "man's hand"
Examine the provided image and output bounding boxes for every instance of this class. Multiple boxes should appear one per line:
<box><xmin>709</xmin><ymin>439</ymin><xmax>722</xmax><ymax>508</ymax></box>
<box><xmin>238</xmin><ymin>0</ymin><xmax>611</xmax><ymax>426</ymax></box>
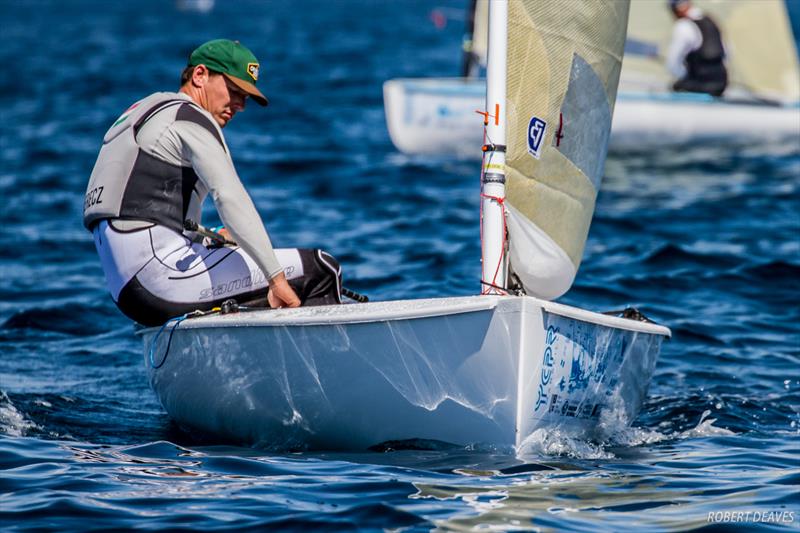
<box><xmin>267</xmin><ymin>272</ymin><xmax>301</xmax><ymax>309</ymax></box>
<box><xmin>217</xmin><ymin>227</ymin><xmax>232</xmax><ymax>241</ymax></box>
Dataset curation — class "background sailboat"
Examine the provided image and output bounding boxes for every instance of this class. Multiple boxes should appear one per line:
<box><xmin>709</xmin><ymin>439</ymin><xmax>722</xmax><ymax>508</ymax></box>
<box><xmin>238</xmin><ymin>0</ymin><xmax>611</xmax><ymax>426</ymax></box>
<box><xmin>460</xmin><ymin>0</ymin><xmax>488</xmax><ymax>78</ymax></box>
<box><xmin>140</xmin><ymin>0</ymin><xmax>670</xmax><ymax>450</ymax></box>
<box><xmin>614</xmin><ymin>0</ymin><xmax>800</xmax><ymax>149</ymax></box>
<box><xmin>384</xmin><ymin>0</ymin><xmax>800</xmax><ymax>158</ymax></box>
<box><xmin>623</xmin><ymin>0</ymin><xmax>799</xmax><ymax>102</ymax></box>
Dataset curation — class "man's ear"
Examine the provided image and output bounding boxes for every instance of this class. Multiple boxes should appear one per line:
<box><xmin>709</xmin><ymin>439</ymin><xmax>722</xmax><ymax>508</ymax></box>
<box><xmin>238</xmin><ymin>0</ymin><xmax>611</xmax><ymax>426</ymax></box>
<box><xmin>191</xmin><ymin>65</ymin><xmax>209</xmax><ymax>87</ymax></box>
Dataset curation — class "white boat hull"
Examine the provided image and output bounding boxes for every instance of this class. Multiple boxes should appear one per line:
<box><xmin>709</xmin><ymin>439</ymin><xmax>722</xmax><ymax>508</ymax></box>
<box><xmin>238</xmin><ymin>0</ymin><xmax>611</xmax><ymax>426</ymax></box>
<box><xmin>384</xmin><ymin>78</ymin><xmax>485</xmax><ymax>158</ymax></box>
<box><xmin>140</xmin><ymin>295</ymin><xmax>669</xmax><ymax>450</ymax></box>
<box><xmin>383</xmin><ymin>78</ymin><xmax>800</xmax><ymax>157</ymax></box>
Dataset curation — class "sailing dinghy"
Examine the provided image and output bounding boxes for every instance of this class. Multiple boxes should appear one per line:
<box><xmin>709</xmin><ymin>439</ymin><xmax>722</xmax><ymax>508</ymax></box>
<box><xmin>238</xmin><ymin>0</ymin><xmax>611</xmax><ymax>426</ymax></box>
<box><xmin>384</xmin><ymin>0</ymin><xmax>800</xmax><ymax>157</ymax></box>
<box><xmin>140</xmin><ymin>0</ymin><xmax>670</xmax><ymax>450</ymax></box>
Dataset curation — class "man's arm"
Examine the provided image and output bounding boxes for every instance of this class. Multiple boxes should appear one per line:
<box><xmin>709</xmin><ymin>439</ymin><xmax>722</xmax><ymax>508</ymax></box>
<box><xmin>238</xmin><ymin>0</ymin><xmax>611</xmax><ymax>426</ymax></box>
<box><xmin>666</xmin><ymin>20</ymin><xmax>701</xmax><ymax>79</ymax></box>
<box><xmin>175</xmin><ymin>114</ymin><xmax>300</xmax><ymax>307</ymax></box>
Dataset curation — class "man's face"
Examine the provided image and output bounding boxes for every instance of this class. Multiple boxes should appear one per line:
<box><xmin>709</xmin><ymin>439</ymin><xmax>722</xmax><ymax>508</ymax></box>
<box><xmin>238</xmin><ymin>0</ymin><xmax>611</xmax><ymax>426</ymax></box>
<box><xmin>671</xmin><ymin>1</ymin><xmax>690</xmax><ymax>18</ymax></box>
<box><xmin>204</xmin><ymin>73</ymin><xmax>248</xmax><ymax>128</ymax></box>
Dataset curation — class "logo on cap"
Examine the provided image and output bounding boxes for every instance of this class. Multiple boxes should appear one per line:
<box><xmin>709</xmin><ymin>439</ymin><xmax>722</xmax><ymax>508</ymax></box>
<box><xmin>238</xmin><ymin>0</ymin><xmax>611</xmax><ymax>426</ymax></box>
<box><xmin>247</xmin><ymin>63</ymin><xmax>259</xmax><ymax>81</ymax></box>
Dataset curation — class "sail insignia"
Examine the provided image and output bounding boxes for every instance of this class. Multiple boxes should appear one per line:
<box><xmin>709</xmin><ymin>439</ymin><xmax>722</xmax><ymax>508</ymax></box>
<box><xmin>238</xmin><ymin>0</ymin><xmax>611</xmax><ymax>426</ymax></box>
<box><xmin>527</xmin><ymin>116</ymin><xmax>547</xmax><ymax>159</ymax></box>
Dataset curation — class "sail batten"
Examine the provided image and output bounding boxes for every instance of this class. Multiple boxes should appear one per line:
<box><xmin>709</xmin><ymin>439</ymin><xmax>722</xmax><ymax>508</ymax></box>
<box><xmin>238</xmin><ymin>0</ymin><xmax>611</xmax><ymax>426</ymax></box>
<box><xmin>503</xmin><ymin>0</ymin><xmax>629</xmax><ymax>299</ymax></box>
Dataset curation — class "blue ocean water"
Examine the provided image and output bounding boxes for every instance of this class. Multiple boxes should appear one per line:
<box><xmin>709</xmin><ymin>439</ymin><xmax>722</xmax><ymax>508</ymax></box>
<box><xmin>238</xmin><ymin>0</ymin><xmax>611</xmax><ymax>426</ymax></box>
<box><xmin>1</xmin><ymin>0</ymin><xmax>798</xmax><ymax>530</ymax></box>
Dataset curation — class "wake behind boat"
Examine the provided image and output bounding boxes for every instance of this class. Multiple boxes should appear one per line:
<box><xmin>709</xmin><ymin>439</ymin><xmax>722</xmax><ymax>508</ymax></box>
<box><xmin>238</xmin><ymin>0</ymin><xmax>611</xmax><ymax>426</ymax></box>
<box><xmin>384</xmin><ymin>0</ymin><xmax>800</xmax><ymax>157</ymax></box>
<box><xmin>141</xmin><ymin>0</ymin><xmax>671</xmax><ymax>450</ymax></box>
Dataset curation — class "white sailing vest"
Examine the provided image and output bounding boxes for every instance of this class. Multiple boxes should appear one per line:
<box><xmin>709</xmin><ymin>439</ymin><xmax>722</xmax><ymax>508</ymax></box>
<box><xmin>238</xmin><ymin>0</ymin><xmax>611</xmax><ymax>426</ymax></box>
<box><xmin>82</xmin><ymin>92</ymin><xmax>223</xmax><ymax>232</ymax></box>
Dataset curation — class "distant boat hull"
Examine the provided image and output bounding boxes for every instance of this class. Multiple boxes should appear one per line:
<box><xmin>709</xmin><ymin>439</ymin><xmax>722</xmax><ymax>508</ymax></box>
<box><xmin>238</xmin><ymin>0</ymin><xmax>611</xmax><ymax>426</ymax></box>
<box><xmin>384</xmin><ymin>78</ymin><xmax>484</xmax><ymax>158</ymax></box>
<box><xmin>140</xmin><ymin>295</ymin><xmax>669</xmax><ymax>450</ymax></box>
<box><xmin>383</xmin><ymin>77</ymin><xmax>800</xmax><ymax>157</ymax></box>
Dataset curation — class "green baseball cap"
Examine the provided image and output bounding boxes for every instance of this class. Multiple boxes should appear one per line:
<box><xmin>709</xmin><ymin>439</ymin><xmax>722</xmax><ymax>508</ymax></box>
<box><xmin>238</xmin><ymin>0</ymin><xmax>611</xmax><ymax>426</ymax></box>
<box><xmin>188</xmin><ymin>39</ymin><xmax>268</xmax><ymax>106</ymax></box>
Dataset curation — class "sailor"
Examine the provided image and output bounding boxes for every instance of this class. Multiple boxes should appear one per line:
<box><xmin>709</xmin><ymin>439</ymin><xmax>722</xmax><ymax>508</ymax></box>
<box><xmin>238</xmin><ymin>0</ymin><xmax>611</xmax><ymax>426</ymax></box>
<box><xmin>83</xmin><ymin>39</ymin><xmax>342</xmax><ymax>326</ymax></box>
<box><xmin>666</xmin><ymin>0</ymin><xmax>728</xmax><ymax>97</ymax></box>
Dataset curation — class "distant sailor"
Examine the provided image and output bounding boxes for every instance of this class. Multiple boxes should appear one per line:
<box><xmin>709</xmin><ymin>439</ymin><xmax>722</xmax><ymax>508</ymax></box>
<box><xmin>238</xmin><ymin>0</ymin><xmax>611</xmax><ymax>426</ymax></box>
<box><xmin>666</xmin><ymin>0</ymin><xmax>728</xmax><ymax>97</ymax></box>
<box><xmin>83</xmin><ymin>39</ymin><xmax>342</xmax><ymax>326</ymax></box>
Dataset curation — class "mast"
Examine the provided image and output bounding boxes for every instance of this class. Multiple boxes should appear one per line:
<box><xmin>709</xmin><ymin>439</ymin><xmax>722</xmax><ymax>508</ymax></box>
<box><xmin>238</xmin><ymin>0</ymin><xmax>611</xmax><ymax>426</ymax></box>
<box><xmin>480</xmin><ymin>0</ymin><xmax>507</xmax><ymax>294</ymax></box>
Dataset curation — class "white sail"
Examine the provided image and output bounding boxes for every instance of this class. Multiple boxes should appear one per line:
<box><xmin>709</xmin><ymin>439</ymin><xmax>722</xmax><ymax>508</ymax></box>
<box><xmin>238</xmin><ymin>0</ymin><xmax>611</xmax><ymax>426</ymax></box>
<box><xmin>471</xmin><ymin>0</ymin><xmax>489</xmax><ymax>69</ymax></box>
<box><xmin>503</xmin><ymin>0</ymin><xmax>629</xmax><ymax>299</ymax></box>
<box><xmin>462</xmin><ymin>0</ymin><xmax>489</xmax><ymax>77</ymax></box>
<box><xmin>624</xmin><ymin>0</ymin><xmax>800</xmax><ymax>102</ymax></box>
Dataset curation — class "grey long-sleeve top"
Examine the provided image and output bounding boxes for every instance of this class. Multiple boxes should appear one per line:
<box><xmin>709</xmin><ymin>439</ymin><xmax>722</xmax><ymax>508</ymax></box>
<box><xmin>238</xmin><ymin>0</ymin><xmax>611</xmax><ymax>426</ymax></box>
<box><xmin>136</xmin><ymin>92</ymin><xmax>283</xmax><ymax>279</ymax></box>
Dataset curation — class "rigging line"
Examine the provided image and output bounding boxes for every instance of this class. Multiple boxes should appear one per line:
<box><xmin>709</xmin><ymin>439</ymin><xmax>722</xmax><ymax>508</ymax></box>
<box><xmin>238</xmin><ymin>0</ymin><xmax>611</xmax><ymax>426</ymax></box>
<box><xmin>148</xmin><ymin>314</ymin><xmax>189</xmax><ymax>369</ymax></box>
<box><xmin>148</xmin><ymin>304</ymin><xmax>233</xmax><ymax>369</ymax></box>
<box><xmin>480</xmin><ymin>280</ymin><xmax>508</xmax><ymax>293</ymax></box>
<box><xmin>479</xmin><ymin>193</ymin><xmax>508</xmax><ymax>295</ymax></box>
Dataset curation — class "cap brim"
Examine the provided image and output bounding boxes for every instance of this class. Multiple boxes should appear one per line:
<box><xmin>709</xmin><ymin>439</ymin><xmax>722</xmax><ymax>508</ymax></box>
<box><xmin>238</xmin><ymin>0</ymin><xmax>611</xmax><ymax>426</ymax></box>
<box><xmin>223</xmin><ymin>73</ymin><xmax>269</xmax><ymax>107</ymax></box>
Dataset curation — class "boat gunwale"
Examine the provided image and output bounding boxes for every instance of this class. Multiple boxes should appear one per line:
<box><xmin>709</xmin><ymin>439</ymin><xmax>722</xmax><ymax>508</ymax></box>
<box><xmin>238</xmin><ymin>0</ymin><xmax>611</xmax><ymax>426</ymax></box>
<box><xmin>135</xmin><ymin>295</ymin><xmax>671</xmax><ymax>338</ymax></box>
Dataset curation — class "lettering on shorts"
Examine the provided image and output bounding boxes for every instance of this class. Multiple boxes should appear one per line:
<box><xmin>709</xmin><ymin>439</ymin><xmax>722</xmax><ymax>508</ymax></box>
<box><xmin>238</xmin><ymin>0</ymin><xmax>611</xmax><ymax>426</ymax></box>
<box><xmin>198</xmin><ymin>269</ymin><xmax>267</xmax><ymax>300</ymax></box>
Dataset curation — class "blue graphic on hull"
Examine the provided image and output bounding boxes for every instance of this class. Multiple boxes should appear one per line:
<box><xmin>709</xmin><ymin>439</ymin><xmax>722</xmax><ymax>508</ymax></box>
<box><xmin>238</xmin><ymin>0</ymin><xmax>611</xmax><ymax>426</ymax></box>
<box><xmin>534</xmin><ymin>325</ymin><xmax>558</xmax><ymax>411</ymax></box>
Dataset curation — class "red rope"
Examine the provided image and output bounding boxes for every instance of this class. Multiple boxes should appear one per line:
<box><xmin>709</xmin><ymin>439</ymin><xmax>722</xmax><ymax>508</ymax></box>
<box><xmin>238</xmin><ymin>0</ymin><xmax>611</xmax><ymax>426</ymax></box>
<box><xmin>479</xmin><ymin>193</ymin><xmax>508</xmax><ymax>295</ymax></box>
<box><xmin>480</xmin><ymin>193</ymin><xmax>505</xmax><ymax>204</ymax></box>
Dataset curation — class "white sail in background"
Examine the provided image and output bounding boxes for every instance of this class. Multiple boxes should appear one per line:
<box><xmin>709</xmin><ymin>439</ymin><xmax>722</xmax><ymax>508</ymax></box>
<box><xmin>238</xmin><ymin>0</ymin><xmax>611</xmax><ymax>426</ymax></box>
<box><xmin>462</xmin><ymin>0</ymin><xmax>489</xmax><ymax>77</ymax></box>
<box><xmin>471</xmin><ymin>0</ymin><xmax>489</xmax><ymax>69</ymax></box>
<box><xmin>624</xmin><ymin>0</ymin><xmax>800</xmax><ymax>101</ymax></box>
<box><xmin>504</xmin><ymin>0</ymin><xmax>629</xmax><ymax>300</ymax></box>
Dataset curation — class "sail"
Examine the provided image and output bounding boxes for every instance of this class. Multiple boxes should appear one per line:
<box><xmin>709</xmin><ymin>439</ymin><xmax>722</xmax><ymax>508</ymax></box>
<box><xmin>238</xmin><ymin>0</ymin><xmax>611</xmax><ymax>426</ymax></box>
<box><xmin>504</xmin><ymin>0</ymin><xmax>629</xmax><ymax>300</ymax></box>
<box><xmin>471</xmin><ymin>0</ymin><xmax>489</xmax><ymax>70</ymax></box>
<box><xmin>463</xmin><ymin>0</ymin><xmax>489</xmax><ymax>77</ymax></box>
<box><xmin>623</xmin><ymin>0</ymin><xmax>800</xmax><ymax>101</ymax></box>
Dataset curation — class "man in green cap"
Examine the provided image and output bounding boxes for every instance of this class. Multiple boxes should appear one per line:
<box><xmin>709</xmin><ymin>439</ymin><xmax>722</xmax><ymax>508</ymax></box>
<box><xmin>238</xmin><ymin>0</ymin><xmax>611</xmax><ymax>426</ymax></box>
<box><xmin>82</xmin><ymin>39</ymin><xmax>342</xmax><ymax>326</ymax></box>
<box><xmin>180</xmin><ymin>38</ymin><xmax>269</xmax><ymax>125</ymax></box>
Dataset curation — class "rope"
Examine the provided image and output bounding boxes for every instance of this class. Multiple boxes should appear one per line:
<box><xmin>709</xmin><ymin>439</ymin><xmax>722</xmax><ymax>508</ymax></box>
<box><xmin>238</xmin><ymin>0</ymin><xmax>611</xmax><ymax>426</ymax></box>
<box><xmin>480</xmin><ymin>280</ymin><xmax>508</xmax><ymax>293</ymax></box>
<box><xmin>145</xmin><ymin>300</ymin><xmax>264</xmax><ymax>370</ymax></box>
<box><xmin>148</xmin><ymin>314</ymin><xmax>189</xmax><ymax>369</ymax></box>
<box><xmin>479</xmin><ymin>192</ymin><xmax>508</xmax><ymax>295</ymax></box>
